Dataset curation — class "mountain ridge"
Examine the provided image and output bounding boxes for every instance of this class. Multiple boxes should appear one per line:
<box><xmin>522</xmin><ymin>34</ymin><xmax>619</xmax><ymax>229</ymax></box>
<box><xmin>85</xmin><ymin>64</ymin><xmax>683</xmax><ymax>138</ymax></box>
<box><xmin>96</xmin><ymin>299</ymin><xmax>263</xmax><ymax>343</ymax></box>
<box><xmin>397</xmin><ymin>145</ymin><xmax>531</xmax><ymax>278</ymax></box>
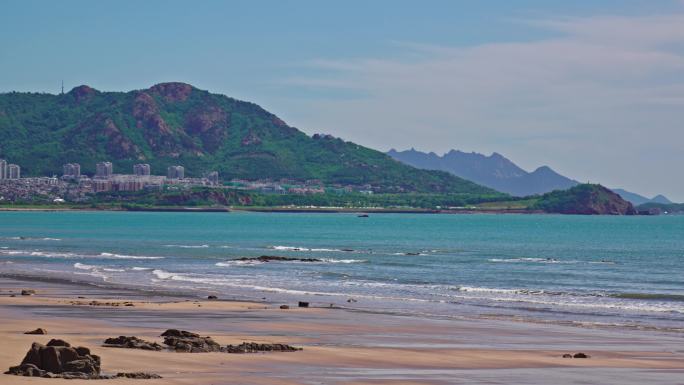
<box><xmin>0</xmin><ymin>83</ymin><xmax>497</xmax><ymax>195</ymax></box>
<box><xmin>387</xmin><ymin>148</ymin><xmax>577</xmax><ymax>196</ymax></box>
<box><xmin>388</xmin><ymin>148</ymin><xmax>675</xmax><ymax>203</ymax></box>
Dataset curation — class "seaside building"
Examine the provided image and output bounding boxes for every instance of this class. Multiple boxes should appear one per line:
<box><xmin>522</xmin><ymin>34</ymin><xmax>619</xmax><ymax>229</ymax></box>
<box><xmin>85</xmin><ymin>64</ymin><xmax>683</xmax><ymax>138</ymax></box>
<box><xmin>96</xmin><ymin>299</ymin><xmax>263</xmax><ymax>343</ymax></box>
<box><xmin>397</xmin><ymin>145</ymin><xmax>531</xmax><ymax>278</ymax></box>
<box><xmin>167</xmin><ymin>165</ymin><xmax>184</xmax><ymax>180</ymax></box>
<box><xmin>7</xmin><ymin>164</ymin><xmax>21</xmax><ymax>179</ymax></box>
<box><xmin>0</xmin><ymin>159</ymin><xmax>6</xmax><ymax>180</ymax></box>
<box><xmin>92</xmin><ymin>179</ymin><xmax>112</xmax><ymax>192</ymax></box>
<box><xmin>95</xmin><ymin>162</ymin><xmax>113</xmax><ymax>179</ymax></box>
<box><xmin>133</xmin><ymin>163</ymin><xmax>151</xmax><ymax>176</ymax></box>
<box><xmin>62</xmin><ymin>163</ymin><xmax>81</xmax><ymax>179</ymax></box>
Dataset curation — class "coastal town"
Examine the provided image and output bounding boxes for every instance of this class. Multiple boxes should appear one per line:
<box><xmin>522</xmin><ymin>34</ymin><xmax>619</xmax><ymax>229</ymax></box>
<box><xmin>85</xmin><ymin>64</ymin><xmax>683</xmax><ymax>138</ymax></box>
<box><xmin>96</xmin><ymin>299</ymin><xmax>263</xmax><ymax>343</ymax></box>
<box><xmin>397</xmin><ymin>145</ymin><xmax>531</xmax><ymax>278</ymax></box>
<box><xmin>0</xmin><ymin>158</ymin><xmax>373</xmax><ymax>204</ymax></box>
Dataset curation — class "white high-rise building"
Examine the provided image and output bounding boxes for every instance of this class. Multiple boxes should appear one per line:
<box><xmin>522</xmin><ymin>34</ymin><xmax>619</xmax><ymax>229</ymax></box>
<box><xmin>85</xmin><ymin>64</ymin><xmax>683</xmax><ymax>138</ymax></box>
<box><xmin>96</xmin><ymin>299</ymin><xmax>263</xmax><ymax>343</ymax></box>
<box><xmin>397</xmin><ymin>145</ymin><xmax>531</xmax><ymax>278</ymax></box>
<box><xmin>95</xmin><ymin>162</ymin><xmax>113</xmax><ymax>179</ymax></box>
<box><xmin>167</xmin><ymin>165</ymin><xmax>184</xmax><ymax>179</ymax></box>
<box><xmin>63</xmin><ymin>163</ymin><xmax>81</xmax><ymax>178</ymax></box>
<box><xmin>7</xmin><ymin>164</ymin><xmax>20</xmax><ymax>179</ymax></box>
<box><xmin>133</xmin><ymin>163</ymin><xmax>151</xmax><ymax>176</ymax></box>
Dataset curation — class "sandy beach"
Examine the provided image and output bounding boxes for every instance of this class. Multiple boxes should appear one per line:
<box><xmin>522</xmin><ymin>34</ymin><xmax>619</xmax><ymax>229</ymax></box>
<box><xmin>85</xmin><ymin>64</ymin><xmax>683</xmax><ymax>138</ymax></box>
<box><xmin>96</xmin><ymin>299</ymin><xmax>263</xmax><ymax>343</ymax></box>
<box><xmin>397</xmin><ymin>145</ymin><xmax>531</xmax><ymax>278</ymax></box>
<box><xmin>0</xmin><ymin>277</ymin><xmax>682</xmax><ymax>384</ymax></box>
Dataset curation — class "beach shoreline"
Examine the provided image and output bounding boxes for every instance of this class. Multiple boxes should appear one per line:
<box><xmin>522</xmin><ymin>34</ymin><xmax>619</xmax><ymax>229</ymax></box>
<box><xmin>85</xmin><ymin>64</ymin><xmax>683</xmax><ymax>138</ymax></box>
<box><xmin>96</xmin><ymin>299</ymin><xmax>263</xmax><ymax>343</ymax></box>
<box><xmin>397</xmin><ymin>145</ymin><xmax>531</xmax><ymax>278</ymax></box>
<box><xmin>1</xmin><ymin>276</ymin><xmax>683</xmax><ymax>384</ymax></box>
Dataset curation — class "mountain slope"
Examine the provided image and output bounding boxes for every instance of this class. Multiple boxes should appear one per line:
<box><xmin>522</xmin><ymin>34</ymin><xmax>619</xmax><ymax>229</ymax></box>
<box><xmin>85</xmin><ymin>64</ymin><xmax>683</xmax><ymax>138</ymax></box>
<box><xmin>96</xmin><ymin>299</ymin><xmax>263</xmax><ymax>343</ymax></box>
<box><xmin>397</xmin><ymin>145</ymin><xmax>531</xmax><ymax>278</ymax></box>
<box><xmin>0</xmin><ymin>83</ymin><xmax>497</xmax><ymax>195</ymax></box>
<box><xmin>387</xmin><ymin>148</ymin><xmax>577</xmax><ymax>196</ymax></box>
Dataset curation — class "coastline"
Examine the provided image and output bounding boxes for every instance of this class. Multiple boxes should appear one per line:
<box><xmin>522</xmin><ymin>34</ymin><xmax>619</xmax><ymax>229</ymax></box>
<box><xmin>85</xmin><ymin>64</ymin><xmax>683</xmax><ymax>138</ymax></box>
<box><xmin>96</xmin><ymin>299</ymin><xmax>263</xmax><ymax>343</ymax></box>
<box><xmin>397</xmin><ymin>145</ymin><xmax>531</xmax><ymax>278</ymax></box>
<box><xmin>0</xmin><ymin>205</ymin><xmax>546</xmax><ymax>214</ymax></box>
<box><xmin>1</xmin><ymin>276</ymin><xmax>683</xmax><ymax>384</ymax></box>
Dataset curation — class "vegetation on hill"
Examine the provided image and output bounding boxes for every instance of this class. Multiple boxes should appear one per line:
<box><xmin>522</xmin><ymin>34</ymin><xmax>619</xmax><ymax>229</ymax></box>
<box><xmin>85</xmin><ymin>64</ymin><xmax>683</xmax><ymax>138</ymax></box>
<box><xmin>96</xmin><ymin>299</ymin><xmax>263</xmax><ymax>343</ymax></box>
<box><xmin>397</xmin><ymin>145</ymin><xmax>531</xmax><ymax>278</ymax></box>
<box><xmin>0</xmin><ymin>83</ymin><xmax>496</xmax><ymax>195</ymax></box>
<box><xmin>531</xmin><ymin>184</ymin><xmax>636</xmax><ymax>215</ymax></box>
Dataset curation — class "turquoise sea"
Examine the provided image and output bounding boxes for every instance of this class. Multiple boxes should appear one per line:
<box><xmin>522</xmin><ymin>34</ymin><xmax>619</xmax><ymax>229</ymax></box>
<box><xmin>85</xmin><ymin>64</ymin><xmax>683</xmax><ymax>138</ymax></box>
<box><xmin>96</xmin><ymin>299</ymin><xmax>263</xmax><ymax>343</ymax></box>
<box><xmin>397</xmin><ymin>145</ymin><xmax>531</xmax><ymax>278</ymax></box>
<box><xmin>1</xmin><ymin>211</ymin><xmax>683</xmax><ymax>331</ymax></box>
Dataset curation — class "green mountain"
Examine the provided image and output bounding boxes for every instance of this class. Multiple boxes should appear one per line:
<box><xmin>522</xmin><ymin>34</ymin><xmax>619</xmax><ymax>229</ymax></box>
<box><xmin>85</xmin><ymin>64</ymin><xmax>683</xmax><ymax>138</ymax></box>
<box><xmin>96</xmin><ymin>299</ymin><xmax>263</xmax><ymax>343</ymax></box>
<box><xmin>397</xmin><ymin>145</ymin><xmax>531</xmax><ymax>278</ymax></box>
<box><xmin>0</xmin><ymin>83</ymin><xmax>497</xmax><ymax>195</ymax></box>
<box><xmin>532</xmin><ymin>184</ymin><xmax>636</xmax><ymax>215</ymax></box>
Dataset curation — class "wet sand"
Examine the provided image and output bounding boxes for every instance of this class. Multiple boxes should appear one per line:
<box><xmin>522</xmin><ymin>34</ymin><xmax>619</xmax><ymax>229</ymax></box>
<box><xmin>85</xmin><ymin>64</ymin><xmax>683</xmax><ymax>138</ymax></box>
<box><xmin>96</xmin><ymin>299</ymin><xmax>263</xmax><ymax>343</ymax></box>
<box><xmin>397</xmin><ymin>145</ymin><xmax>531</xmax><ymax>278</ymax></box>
<box><xmin>0</xmin><ymin>277</ymin><xmax>683</xmax><ymax>384</ymax></box>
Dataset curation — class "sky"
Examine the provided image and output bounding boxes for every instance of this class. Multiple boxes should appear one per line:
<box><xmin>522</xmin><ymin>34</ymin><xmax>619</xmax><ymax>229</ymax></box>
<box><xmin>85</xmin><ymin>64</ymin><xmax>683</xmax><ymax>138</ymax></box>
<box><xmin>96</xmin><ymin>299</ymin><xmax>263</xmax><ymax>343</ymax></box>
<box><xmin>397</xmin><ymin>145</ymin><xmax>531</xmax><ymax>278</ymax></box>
<box><xmin>2</xmin><ymin>0</ymin><xmax>684</xmax><ymax>200</ymax></box>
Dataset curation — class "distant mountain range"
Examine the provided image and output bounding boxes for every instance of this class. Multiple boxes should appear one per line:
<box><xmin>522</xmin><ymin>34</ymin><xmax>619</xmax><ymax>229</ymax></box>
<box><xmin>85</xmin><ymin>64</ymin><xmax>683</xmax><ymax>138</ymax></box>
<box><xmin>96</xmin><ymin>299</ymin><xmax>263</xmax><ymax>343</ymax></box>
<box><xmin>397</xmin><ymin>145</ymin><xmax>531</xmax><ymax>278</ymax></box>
<box><xmin>610</xmin><ymin>189</ymin><xmax>672</xmax><ymax>206</ymax></box>
<box><xmin>387</xmin><ymin>149</ymin><xmax>674</xmax><ymax>204</ymax></box>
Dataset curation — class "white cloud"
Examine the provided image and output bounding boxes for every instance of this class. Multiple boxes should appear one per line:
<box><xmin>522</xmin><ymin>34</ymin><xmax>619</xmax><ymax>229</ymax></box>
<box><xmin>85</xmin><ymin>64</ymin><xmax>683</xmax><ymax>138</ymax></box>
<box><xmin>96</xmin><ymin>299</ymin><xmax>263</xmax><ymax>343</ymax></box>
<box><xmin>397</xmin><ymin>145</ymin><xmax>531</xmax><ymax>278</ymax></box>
<box><xmin>275</xmin><ymin>11</ymin><xmax>684</xmax><ymax>200</ymax></box>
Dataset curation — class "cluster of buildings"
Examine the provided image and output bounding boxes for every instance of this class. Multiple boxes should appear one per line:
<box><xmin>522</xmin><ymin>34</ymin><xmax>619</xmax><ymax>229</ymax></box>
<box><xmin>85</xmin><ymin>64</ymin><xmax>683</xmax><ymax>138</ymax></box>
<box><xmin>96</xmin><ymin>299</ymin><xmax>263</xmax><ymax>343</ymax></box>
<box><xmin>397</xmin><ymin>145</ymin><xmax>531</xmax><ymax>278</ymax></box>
<box><xmin>66</xmin><ymin>162</ymin><xmax>219</xmax><ymax>193</ymax></box>
<box><xmin>0</xmin><ymin>159</ymin><xmax>221</xmax><ymax>203</ymax></box>
<box><xmin>0</xmin><ymin>157</ymin><xmax>376</xmax><ymax>204</ymax></box>
<box><xmin>0</xmin><ymin>159</ymin><xmax>21</xmax><ymax>180</ymax></box>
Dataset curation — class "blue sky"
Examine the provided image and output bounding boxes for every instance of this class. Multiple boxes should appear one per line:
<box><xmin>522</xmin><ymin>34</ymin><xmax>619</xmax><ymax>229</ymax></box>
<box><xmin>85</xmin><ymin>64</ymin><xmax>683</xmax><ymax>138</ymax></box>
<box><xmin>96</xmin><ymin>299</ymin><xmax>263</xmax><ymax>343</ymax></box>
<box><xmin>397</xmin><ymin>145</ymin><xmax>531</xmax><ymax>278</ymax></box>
<box><xmin>2</xmin><ymin>1</ymin><xmax>684</xmax><ymax>200</ymax></box>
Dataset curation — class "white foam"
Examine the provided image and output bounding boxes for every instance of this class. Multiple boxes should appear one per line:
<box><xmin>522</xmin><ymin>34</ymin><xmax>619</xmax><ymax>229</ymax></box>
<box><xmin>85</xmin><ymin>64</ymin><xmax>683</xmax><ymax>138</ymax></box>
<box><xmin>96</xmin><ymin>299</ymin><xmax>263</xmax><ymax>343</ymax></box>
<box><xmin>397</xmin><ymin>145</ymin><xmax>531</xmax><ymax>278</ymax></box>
<box><xmin>73</xmin><ymin>262</ymin><xmax>96</xmax><ymax>270</ymax></box>
<box><xmin>152</xmin><ymin>269</ymin><xmax>177</xmax><ymax>280</ymax></box>
<box><xmin>268</xmin><ymin>245</ymin><xmax>350</xmax><ymax>252</ymax></box>
<box><xmin>98</xmin><ymin>252</ymin><xmax>164</xmax><ymax>260</ymax></box>
<box><xmin>488</xmin><ymin>257</ymin><xmax>577</xmax><ymax>264</ymax></box>
<box><xmin>215</xmin><ymin>260</ymin><xmax>264</xmax><ymax>267</ymax></box>
<box><xmin>164</xmin><ymin>244</ymin><xmax>209</xmax><ymax>249</ymax></box>
<box><xmin>320</xmin><ymin>258</ymin><xmax>367</xmax><ymax>264</ymax></box>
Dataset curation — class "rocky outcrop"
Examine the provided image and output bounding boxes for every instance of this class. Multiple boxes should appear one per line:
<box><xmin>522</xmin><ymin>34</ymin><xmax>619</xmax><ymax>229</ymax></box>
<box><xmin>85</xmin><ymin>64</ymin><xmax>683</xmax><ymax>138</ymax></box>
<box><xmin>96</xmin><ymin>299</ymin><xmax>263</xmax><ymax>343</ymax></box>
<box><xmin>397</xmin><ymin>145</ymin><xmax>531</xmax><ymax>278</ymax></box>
<box><xmin>5</xmin><ymin>340</ymin><xmax>101</xmax><ymax>378</ymax></box>
<box><xmin>223</xmin><ymin>342</ymin><xmax>302</xmax><ymax>354</ymax></box>
<box><xmin>149</xmin><ymin>82</ymin><xmax>194</xmax><ymax>103</ymax></box>
<box><xmin>159</xmin><ymin>329</ymin><xmax>302</xmax><ymax>354</ymax></box>
<box><xmin>161</xmin><ymin>329</ymin><xmax>222</xmax><ymax>353</ymax></box>
<box><xmin>185</xmin><ymin>105</ymin><xmax>229</xmax><ymax>153</ymax></box>
<box><xmin>103</xmin><ymin>336</ymin><xmax>163</xmax><ymax>351</ymax></box>
<box><xmin>5</xmin><ymin>340</ymin><xmax>162</xmax><ymax>379</ymax></box>
<box><xmin>116</xmin><ymin>372</ymin><xmax>163</xmax><ymax>379</ymax></box>
<box><xmin>24</xmin><ymin>328</ymin><xmax>47</xmax><ymax>335</ymax></box>
<box><xmin>68</xmin><ymin>85</ymin><xmax>98</xmax><ymax>103</ymax></box>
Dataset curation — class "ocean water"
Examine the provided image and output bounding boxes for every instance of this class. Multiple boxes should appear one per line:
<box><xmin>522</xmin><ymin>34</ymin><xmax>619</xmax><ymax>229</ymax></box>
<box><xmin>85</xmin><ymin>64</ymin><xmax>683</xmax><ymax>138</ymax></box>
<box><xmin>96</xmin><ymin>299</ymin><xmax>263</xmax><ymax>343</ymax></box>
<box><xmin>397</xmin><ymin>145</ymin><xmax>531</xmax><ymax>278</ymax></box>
<box><xmin>1</xmin><ymin>211</ymin><xmax>683</xmax><ymax>331</ymax></box>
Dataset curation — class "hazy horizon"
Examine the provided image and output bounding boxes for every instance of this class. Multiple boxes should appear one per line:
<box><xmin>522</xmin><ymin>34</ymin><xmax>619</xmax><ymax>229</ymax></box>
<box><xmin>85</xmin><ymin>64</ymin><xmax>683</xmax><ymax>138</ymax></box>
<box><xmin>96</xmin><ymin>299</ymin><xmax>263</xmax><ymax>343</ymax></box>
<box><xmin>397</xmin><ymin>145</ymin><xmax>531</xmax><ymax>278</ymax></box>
<box><xmin>2</xmin><ymin>0</ymin><xmax>683</xmax><ymax>200</ymax></box>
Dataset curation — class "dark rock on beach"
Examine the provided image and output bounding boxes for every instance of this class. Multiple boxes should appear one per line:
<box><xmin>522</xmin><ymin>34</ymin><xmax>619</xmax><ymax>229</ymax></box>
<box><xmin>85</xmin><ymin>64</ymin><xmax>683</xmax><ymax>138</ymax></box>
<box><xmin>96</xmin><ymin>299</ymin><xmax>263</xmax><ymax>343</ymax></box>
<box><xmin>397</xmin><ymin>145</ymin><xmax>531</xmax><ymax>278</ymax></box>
<box><xmin>5</xmin><ymin>340</ymin><xmax>101</xmax><ymax>378</ymax></box>
<box><xmin>46</xmin><ymin>338</ymin><xmax>71</xmax><ymax>347</ymax></box>
<box><xmin>279</xmin><ymin>305</ymin><xmax>290</xmax><ymax>309</ymax></box>
<box><xmin>103</xmin><ymin>336</ymin><xmax>163</xmax><ymax>351</ymax></box>
<box><xmin>573</xmin><ymin>352</ymin><xmax>590</xmax><ymax>358</ymax></box>
<box><xmin>116</xmin><ymin>372</ymin><xmax>163</xmax><ymax>379</ymax></box>
<box><xmin>223</xmin><ymin>342</ymin><xmax>302</xmax><ymax>353</ymax></box>
<box><xmin>159</xmin><ymin>329</ymin><xmax>302</xmax><ymax>354</ymax></box>
<box><xmin>207</xmin><ymin>295</ymin><xmax>218</xmax><ymax>300</ymax></box>
<box><xmin>24</xmin><ymin>328</ymin><xmax>47</xmax><ymax>335</ymax></box>
<box><xmin>236</xmin><ymin>255</ymin><xmax>322</xmax><ymax>263</ymax></box>
<box><xmin>298</xmin><ymin>301</ymin><xmax>309</xmax><ymax>308</ymax></box>
<box><xmin>21</xmin><ymin>289</ymin><xmax>36</xmax><ymax>296</ymax></box>
<box><xmin>161</xmin><ymin>329</ymin><xmax>222</xmax><ymax>352</ymax></box>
